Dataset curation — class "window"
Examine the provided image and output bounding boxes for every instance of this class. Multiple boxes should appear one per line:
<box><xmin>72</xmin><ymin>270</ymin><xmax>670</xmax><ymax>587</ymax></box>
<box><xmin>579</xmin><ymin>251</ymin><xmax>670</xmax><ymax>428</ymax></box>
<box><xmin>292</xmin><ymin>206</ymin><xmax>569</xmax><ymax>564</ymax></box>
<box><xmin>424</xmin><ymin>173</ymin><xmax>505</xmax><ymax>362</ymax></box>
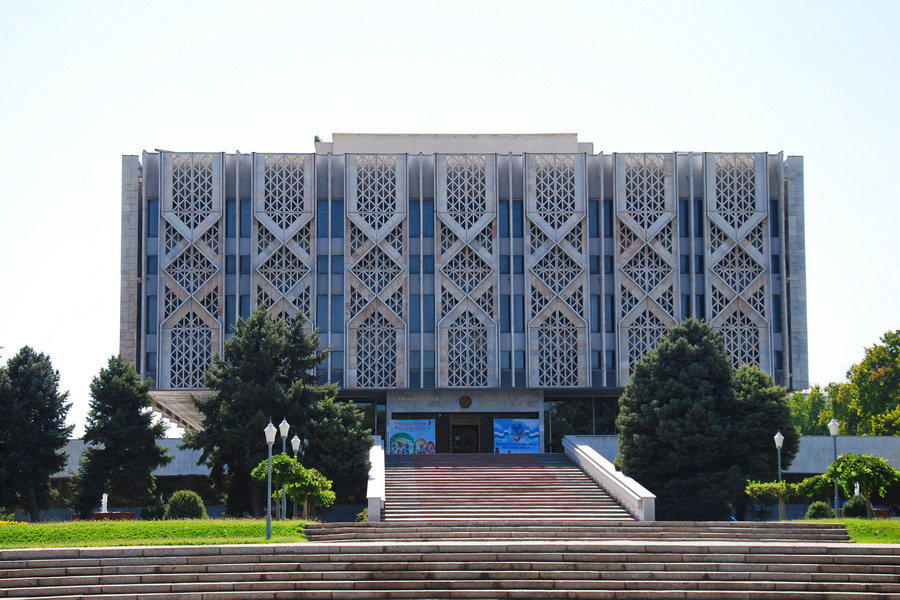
<box><xmin>226</xmin><ymin>199</ymin><xmax>236</xmax><ymax>237</ymax></box>
<box><xmin>514</xmin><ymin>350</ymin><xmax>525</xmax><ymax>371</ymax></box>
<box><xmin>499</xmin><ymin>255</ymin><xmax>510</xmax><ymax>274</ymax></box>
<box><xmin>330</xmin><ymin>351</ymin><xmax>344</xmax><ymax>384</ymax></box>
<box><xmin>410</xmin><ymin>255</ymin><xmax>421</xmax><ymax>274</ymax></box>
<box><xmin>423</xmin><ymin>255</ymin><xmax>434</xmax><ymax>274</ymax></box>
<box><xmin>693</xmin><ymin>198</ymin><xmax>704</xmax><ymax>237</ymax></box>
<box><xmin>331</xmin><ymin>255</ymin><xmax>343</xmax><ymax>275</ymax></box>
<box><xmin>240</xmin><ymin>200</ymin><xmax>251</xmax><ymax>238</ymax></box>
<box><xmin>330</xmin><ymin>295</ymin><xmax>343</xmax><ymax>333</ymax></box>
<box><xmin>681</xmin><ymin>294</ymin><xmax>691</xmax><ymax>319</ymax></box>
<box><xmin>680</xmin><ymin>255</ymin><xmax>690</xmax><ymax>274</ymax></box>
<box><xmin>226</xmin><ymin>255</ymin><xmax>236</xmax><ymax>274</ymax></box>
<box><xmin>770</xmin><ymin>200</ymin><xmax>780</xmax><ymax>237</ymax></box>
<box><xmin>423</xmin><ymin>295</ymin><xmax>434</xmax><ymax>333</ymax></box>
<box><xmin>772</xmin><ymin>294</ymin><xmax>783</xmax><ymax>333</ymax></box>
<box><xmin>146</xmin><ymin>296</ymin><xmax>157</xmax><ymax>334</ymax></box>
<box><xmin>240</xmin><ymin>255</ymin><xmax>250</xmax><ymax>275</ymax></box>
<box><xmin>498</xmin><ymin>200</ymin><xmax>509</xmax><ymax>237</ymax></box>
<box><xmin>240</xmin><ymin>295</ymin><xmax>250</xmax><ymax>319</ymax></box>
<box><xmin>604</xmin><ymin>255</ymin><xmax>614</xmax><ymax>274</ymax></box>
<box><xmin>147</xmin><ymin>255</ymin><xmax>158</xmax><ymax>275</ymax></box>
<box><xmin>771</xmin><ymin>254</ymin><xmax>781</xmax><ymax>274</ymax></box>
<box><xmin>512</xmin><ymin>200</ymin><xmax>524</xmax><ymax>238</ymax></box>
<box><xmin>591</xmin><ymin>350</ymin><xmax>601</xmax><ymax>370</ymax></box>
<box><xmin>316</xmin><ymin>295</ymin><xmax>329</xmax><ymax>332</ymax></box>
<box><xmin>678</xmin><ymin>199</ymin><xmax>689</xmax><ymax>237</ymax></box>
<box><xmin>605</xmin><ymin>294</ymin><xmax>614</xmax><ymax>332</ymax></box>
<box><xmin>500</xmin><ymin>295</ymin><xmax>510</xmax><ymax>333</ymax></box>
<box><xmin>330</xmin><ymin>200</ymin><xmax>344</xmax><ymax>238</ymax></box>
<box><xmin>317</xmin><ymin>255</ymin><xmax>329</xmax><ymax>274</ymax></box>
<box><xmin>513</xmin><ymin>255</ymin><xmax>524</xmax><ymax>274</ymax></box>
<box><xmin>147</xmin><ymin>199</ymin><xmax>159</xmax><ymax>238</ymax></box>
<box><xmin>603</xmin><ymin>200</ymin><xmax>614</xmax><ymax>238</ymax></box>
<box><xmin>588</xmin><ymin>200</ymin><xmax>600</xmax><ymax>237</ymax></box>
<box><xmin>422</xmin><ymin>199</ymin><xmax>434</xmax><ymax>237</ymax></box>
<box><xmin>409</xmin><ymin>295</ymin><xmax>421</xmax><ymax>333</ymax></box>
<box><xmin>422</xmin><ymin>350</ymin><xmax>435</xmax><ymax>387</ymax></box>
<box><xmin>317</xmin><ymin>199</ymin><xmax>329</xmax><ymax>237</ymax></box>
<box><xmin>409</xmin><ymin>200</ymin><xmax>420</xmax><ymax>237</ymax></box>
<box><xmin>501</xmin><ymin>351</ymin><xmax>512</xmax><ymax>370</ymax></box>
<box><xmin>225</xmin><ymin>295</ymin><xmax>236</xmax><ymax>333</ymax></box>
<box><xmin>589</xmin><ymin>255</ymin><xmax>600</xmax><ymax>275</ymax></box>
<box><xmin>145</xmin><ymin>352</ymin><xmax>157</xmax><ymax>385</ymax></box>
<box><xmin>694</xmin><ymin>255</ymin><xmax>704</xmax><ymax>274</ymax></box>
<box><xmin>590</xmin><ymin>295</ymin><xmax>601</xmax><ymax>333</ymax></box>
<box><xmin>774</xmin><ymin>350</ymin><xmax>784</xmax><ymax>370</ymax></box>
<box><xmin>605</xmin><ymin>350</ymin><xmax>617</xmax><ymax>386</ymax></box>
<box><xmin>514</xmin><ymin>295</ymin><xmax>525</xmax><ymax>333</ymax></box>
<box><xmin>695</xmin><ymin>294</ymin><xmax>705</xmax><ymax>320</ymax></box>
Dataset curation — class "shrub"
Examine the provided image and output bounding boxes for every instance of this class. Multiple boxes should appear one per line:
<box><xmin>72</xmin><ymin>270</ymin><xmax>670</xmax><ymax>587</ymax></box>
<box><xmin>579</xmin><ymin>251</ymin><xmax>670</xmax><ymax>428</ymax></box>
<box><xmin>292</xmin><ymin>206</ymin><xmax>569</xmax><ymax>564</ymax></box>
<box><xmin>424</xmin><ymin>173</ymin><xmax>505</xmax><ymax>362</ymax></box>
<box><xmin>842</xmin><ymin>494</ymin><xmax>868</xmax><ymax>518</ymax></box>
<box><xmin>142</xmin><ymin>499</ymin><xmax>165</xmax><ymax>520</ymax></box>
<box><xmin>355</xmin><ymin>508</ymin><xmax>368</xmax><ymax>522</ymax></box>
<box><xmin>164</xmin><ymin>490</ymin><xmax>207</xmax><ymax>520</ymax></box>
<box><xmin>805</xmin><ymin>501</ymin><xmax>833</xmax><ymax>519</ymax></box>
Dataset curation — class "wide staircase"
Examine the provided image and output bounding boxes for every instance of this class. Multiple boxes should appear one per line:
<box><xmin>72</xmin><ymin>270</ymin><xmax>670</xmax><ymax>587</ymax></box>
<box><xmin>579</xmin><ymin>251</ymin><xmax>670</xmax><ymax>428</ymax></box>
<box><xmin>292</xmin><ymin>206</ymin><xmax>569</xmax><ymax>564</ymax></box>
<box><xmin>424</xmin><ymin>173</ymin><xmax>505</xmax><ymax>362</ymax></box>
<box><xmin>2</xmin><ymin>536</ymin><xmax>898</xmax><ymax>599</ymax></box>
<box><xmin>382</xmin><ymin>453</ymin><xmax>634</xmax><ymax>522</ymax></box>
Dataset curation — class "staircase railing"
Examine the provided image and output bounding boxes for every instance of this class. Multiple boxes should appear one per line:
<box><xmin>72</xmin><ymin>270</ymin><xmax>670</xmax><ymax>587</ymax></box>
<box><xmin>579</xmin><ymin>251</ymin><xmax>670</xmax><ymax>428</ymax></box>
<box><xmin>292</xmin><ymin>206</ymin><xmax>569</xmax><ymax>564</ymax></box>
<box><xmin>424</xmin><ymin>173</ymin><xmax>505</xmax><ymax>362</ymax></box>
<box><xmin>366</xmin><ymin>436</ymin><xmax>385</xmax><ymax>522</ymax></box>
<box><xmin>563</xmin><ymin>435</ymin><xmax>656</xmax><ymax>521</ymax></box>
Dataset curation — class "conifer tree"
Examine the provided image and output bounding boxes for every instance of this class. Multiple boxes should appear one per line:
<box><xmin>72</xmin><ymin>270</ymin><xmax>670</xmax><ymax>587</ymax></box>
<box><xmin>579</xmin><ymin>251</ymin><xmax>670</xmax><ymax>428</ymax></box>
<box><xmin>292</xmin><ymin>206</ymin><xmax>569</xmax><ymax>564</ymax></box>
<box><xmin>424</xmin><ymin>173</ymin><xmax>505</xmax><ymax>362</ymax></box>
<box><xmin>70</xmin><ymin>356</ymin><xmax>172</xmax><ymax>518</ymax></box>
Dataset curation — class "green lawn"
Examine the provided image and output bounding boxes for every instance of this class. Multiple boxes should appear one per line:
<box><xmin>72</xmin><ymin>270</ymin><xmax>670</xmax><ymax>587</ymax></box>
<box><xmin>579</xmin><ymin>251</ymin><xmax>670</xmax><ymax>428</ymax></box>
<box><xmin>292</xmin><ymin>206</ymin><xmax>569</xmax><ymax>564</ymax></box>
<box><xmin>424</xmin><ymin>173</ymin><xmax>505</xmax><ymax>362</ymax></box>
<box><xmin>0</xmin><ymin>519</ymin><xmax>308</xmax><ymax>548</ymax></box>
<box><xmin>817</xmin><ymin>518</ymin><xmax>900</xmax><ymax>544</ymax></box>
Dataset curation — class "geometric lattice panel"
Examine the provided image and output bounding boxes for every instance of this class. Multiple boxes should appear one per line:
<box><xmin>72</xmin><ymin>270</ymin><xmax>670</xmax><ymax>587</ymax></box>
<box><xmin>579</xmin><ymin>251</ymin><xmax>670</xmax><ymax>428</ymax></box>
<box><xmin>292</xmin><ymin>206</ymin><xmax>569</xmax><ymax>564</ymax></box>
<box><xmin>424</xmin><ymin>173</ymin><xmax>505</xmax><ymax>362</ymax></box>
<box><xmin>446</xmin><ymin>155</ymin><xmax>487</xmax><ymax>232</ymax></box>
<box><xmin>446</xmin><ymin>311</ymin><xmax>488</xmax><ymax>387</ymax></box>
<box><xmin>355</xmin><ymin>155</ymin><xmax>397</xmax><ymax>232</ymax></box>
<box><xmin>442</xmin><ymin>246</ymin><xmax>491</xmax><ymax>295</ymax></box>
<box><xmin>171</xmin><ymin>154</ymin><xmax>214</xmax><ymax>231</ymax></box>
<box><xmin>712</xmin><ymin>245</ymin><xmax>763</xmax><ymax>295</ymax></box>
<box><xmin>351</xmin><ymin>245</ymin><xmax>402</xmax><ymax>296</ymax></box>
<box><xmin>715</xmin><ymin>153</ymin><xmax>756</xmax><ymax>231</ymax></box>
<box><xmin>356</xmin><ymin>311</ymin><xmax>396</xmax><ymax>388</ymax></box>
<box><xmin>624</xmin><ymin>154</ymin><xmax>667</xmax><ymax>231</ymax></box>
<box><xmin>169</xmin><ymin>310</ymin><xmax>211</xmax><ymax>389</ymax></box>
<box><xmin>263</xmin><ymin>155</ymin><xmax>305</xmax><ymax>231</ymax></box>
<box><xmin>719</xmin><ymin>309</ymin><xmax>760</xmax><ymax>369</ymax></box>
<box><xmin>165</xmin><ymin>245</ymin><xmax>217</xmax><ymax>296</ymax></box>
<box><xmin>534</xmin><ymin>154</ymin><xmax>576</xmax><ymax>231</ymax></box>
<box><xmin>258</xmin><ymin>246</ymin><xmax>309</xmax><ymax>295</ymax></box>
<box><xmin>537</xmin><ymin>310</ymin><xmax>579</xmax><ymax>387</ymax></box>
<box><xmin>532</xmin><ymin>245</ymin><xmax>582</xmax><ymax>295</ymax></box>
<box><xmin>621</xmin><ymin>244</ymin><xmax>672</xmax><ymax>295</ymax></box>
<box><xmin>627</xmin><ymin>309</ymin><xmax>668</xmax><ymax>371</ymax></box>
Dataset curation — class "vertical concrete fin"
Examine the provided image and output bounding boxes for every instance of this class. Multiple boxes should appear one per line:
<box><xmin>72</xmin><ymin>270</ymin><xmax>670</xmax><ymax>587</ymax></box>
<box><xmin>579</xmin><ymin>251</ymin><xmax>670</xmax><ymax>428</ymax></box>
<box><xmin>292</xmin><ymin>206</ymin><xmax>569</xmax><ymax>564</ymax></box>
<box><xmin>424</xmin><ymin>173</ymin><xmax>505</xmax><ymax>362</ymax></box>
<box><xmin>120</xmin><ymin>155</ymin><xmax>142</xmax><ymax>368</ymax></box>
<box><xmin>784</xmin><ymin>156</ymin><xmax>808</xmax><ymax>390</ymax></box>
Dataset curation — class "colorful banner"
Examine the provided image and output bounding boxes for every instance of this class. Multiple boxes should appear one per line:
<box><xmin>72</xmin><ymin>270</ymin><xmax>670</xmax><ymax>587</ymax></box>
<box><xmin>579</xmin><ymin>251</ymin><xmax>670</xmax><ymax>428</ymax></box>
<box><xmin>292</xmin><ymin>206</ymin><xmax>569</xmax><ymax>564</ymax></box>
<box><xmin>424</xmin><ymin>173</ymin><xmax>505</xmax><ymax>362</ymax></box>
<box><xmin>388</xmin><ymin>419</ymin><xmax>436</xmax><ymax>454</ymax></box>
<box><xmin>492</xmin><ymin>418</ymin><xmax>541</xmax><ymax>453</ymax></box>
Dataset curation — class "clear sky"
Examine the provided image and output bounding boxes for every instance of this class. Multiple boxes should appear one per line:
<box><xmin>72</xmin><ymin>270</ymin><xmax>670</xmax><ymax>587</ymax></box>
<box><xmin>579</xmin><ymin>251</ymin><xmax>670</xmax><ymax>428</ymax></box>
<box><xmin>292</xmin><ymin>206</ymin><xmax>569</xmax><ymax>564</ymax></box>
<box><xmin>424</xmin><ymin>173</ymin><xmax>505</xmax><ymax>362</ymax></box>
<box><xmin>1</xmin><ymin>0</ymin><xmax>897</xmax><ymax>437</ymax></box>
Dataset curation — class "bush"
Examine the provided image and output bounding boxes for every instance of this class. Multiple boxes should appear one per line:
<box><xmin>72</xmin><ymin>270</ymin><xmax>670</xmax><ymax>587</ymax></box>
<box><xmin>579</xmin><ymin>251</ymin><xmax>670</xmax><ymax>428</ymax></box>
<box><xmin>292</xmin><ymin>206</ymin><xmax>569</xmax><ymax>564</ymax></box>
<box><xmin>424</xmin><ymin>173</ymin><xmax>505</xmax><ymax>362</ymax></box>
<box><xmin>164</xmin><ymin>490</ymin><xmax>207</xmax><ymax>520</ymax></box>
<box><xmin>355</xmin><ymin>508</ymin><xmax>368</xmax><ymax>522</ymax></box>
<box><xmin>842</xmin><ymin>494</ymin><xmax>868</xmax><ymax>518</ymax></box>
<box><xmin>142</xmin><ymin>499</ymin><xmax>165</xmax><ymax>520</ymax></box>
<box><xmin>805</xmin><ymin>501</ymin><xmax>833</xmax><ymax>519</ymax></box>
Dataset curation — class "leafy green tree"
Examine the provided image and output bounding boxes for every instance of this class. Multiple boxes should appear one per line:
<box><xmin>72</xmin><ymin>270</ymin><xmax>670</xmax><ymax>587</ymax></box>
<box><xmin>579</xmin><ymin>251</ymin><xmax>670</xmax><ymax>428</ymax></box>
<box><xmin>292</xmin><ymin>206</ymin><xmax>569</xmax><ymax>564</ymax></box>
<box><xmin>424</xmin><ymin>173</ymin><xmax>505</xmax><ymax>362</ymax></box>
<box><xmin>795</xmin><ymin>472</ymin><xmax>836</xmax><ymax>504</ymax></box>
<box><xmin>182</xmin><ymin>308</ymin><xmax>370</xmax><ymax>516</ymax></box>
<box><xmin>251</xmin><ymin>454</ymin><xmax>335</xmax><ymax>518</ymax></box>
<box><xmin>788</xmin><ymin>385</ymin><xmax>828</xmax><ymax>435</ymax></box>
<box><xmin>0</xmin><ymin>347</ymin><xmax>73</xmax><ymax>521</ymax></box>
<box><xmin>821</xmin><ymin>381</ymin><xmax>862</xmax><ymax>435</ymax></box>
<box><xmin>825</xmin><ymin>453</ymin><xmax>900</xmax><ymax>518</ymax></box>
<box><xmin>616</xmin><ymin>319</ymin><xmax>743</xmax><ymax>520</ymax></box>
<box><xmin>70</xmin><ymin>356</ymin><xmax>172</xmax><ymax>518</ymax></box>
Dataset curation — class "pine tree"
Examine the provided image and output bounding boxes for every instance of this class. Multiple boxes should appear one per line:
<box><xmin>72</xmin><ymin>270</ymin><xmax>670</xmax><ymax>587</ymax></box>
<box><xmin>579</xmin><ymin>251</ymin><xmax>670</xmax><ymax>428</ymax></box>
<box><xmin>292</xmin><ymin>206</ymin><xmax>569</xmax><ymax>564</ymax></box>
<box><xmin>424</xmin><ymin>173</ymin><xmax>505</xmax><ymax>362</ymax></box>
<box><xmin>70</xmin><ymin>356</ymin><xmax>172</xmax><ymax>518</ymax></box>
<box><xmin>0</xmin><ymin>347</ymin><xmax>73</xmax><ymax>522</ymax></box>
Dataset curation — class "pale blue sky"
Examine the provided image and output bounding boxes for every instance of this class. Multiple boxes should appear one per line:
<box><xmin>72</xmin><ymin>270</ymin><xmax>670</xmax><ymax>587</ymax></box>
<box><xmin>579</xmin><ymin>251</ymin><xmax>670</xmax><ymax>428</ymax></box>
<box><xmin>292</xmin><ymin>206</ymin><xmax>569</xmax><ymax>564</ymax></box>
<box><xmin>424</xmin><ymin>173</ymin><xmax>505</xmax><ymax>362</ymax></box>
<box><xmin>1</xmin><ymin>0</ymin><xmax>898</xmax><ymax>436</ymax></box>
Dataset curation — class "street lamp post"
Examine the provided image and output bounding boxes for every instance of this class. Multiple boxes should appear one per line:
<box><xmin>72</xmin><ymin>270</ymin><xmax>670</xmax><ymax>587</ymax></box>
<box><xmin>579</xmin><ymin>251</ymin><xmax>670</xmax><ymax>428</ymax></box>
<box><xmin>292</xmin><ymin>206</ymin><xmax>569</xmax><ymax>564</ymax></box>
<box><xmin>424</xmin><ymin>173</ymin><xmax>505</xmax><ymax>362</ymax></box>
<box><xmin>291</xmin><ymin>435</ymin><xmax>301</xmax><ymax>519</ymax></box>
<box><xmin>278</xmin><ymin>419</ymin><xmax>290</xmax><ymax>520</ymax></box>
<box><xmin>774</xmin><ymin>431</ymin><xmax>785</xmax><ymax>521</ymax></box>
<box><xmin>829</xmin><ymin>418</ymin><xmax>840</xmax><ymax>518</ymax></box>
<box><xmin>264</xmin><ymin>421</ymin><xmax>276</xmax><ymax>540</ymax></box>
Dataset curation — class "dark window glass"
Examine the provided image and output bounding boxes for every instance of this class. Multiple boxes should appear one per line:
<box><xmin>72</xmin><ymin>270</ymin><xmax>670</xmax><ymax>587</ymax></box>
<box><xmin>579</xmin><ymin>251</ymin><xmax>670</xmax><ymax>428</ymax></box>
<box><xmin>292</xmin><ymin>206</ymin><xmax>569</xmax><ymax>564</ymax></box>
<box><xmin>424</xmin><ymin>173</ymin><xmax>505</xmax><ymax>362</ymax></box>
<box><xmin>423</xmin><ymin>294</ymin><xmax>434</xmax><ymax>333</ymax></box>
<box><xmin>512</xmin><ymin>200</ymin><xmax>524</xmax><ymax>237</ymax></box>
<box><xmin>695</xmin><ymin>294</ymin><xmax>706</xmax><ymax>320</ymax></box>
<box><xmin>591</xmin><ymin>350</ymin><xmax>601</xmax><ymax>370</ymax></box>
<box><xmin>240</xmin><ymin>200</ymin><xmax>251</xmax><ymax>238</ymax></box>
<box><xmin>317</xmin><ymin>199</ymin><xmax>329</xmax><ymax>237</ymax></box>
<box><xmin>500</xmin><ymin>295</ymin><xmax>511</xmax><ymax>333</ymax></box>
<box><xmin>694</xmin><ymin>255</ymin><xmax>704</xmax><ymax>274</ymax></box>
<box><xmin>410</xmin><ymin>255</ymin><xmax>420</xmax><ymax>274</ymax></box>
<box><xmin>423</xmin><ymin>350</ymin><xmax>435</xmax><ymax>370</ymax></box>
<box><xmin>514</xmin><ymin>295</ymin><xmax>525</xmax><ymax>333</ymax></box>
<box><xmin>589</xmin><ymin>255</ymin><xmax>600</xmax><ymax>275</ymax></box>
<box><xmin>145</xmin><ymin>352</ymin><xmax>157</xmax><ymax>385</ymax></box>
<box><xmin>603</xmin><ymin>200</ymin><xmax>614</xmax><ymax>238</ymax></box>
<box><xmin>147</xmin><ymin>255</ymin><xmax>158</xmax><ymax>275</ymax></box>
<box><xmin>681</xmin><ymin>294</ymin><xmax>691</xmax><ymax>319</ymax></box>
<box><xmin>588</xmin><ymin>200</ymin><xmax>600</xmax><ymax>237</ymax></box>
<box><xmin>240</xmin><ymin>295</ymin><xmax>250</xmax><ymax>319</ymax></box>
<box><xmin>316</xmin><ymin>295</ymin><xmax>328</xmax><ymax>332</ymax></box>
<box><xmin>317</xmin><ymin>255</ymin><xmax>328</xmax><ymax>274</ymax></box>
<box><xmin>409</xmin><ymin>199</ymin><xmax>420</xmax><ymax>238</ymax></box>
<box><xmin>409</xmin><ymin>295</ymin><xmax>421</xmax><ymax>333</ymax></box>
<box><xmin>331</xmin><ymin>255</ymin><xmax>343</xmax><ymax>275</ymax></box>
<box><xmin>513</xmin><ymin>255</ymin><xmax>524</xmax><ymax>274</ymax></box>
<box><xmin>498</xmin><ymin>200</ymin><xmax>509</xmax><ymax>237</ymax></box>
<box><xmin>771</xmin><ymin>254</ymin><xmax>781</xmax><ymax>274</ymax></box>
<box><xmin>773</xmin><ymin>294</ymin><xmax>783</xmax><ymax>333</ymax></box>
<box><xmin>604</xmin><ymin>255</ymin><xmax>614</xmax><ymax>274</ymax></box>
<box><xmin>770</xmin><ymin>199</ymin><xmax>780</xmax><ymax>237</ymax></box>
<box><xmin>423</xmin><ymin>255</ymin><xmax>434</xmax><ymax>274</ymax></box>
<box><xmin>678</xmin><ymin>199</ymin><xmax>689</xmax><ymax>237</ymax></box>
<box><xmin>590</xmin><ymin>295</ymin><xmax>601</xmax><ymax>333</ymax></box>
<box><xmin>774</xmin><ymin>350</ymin><xmax>784</xmax><ymax>369</ymax></box>
<box><xmin>147</xmin><ymin>199</ymin><xmax>159</xmax><ymax>238</ymax></box>
<box><xmin>226</xmin><ymin>255</ymin><xmax>236</xmax><ymax>274</ymax></box>
<box><xmin>330</xmin><ymin>295</ymin><xmax>343</xmax><ymax>332</ymax></box>
<box><xmin>225</xmin><ymin>295</ymin><xmax>236</xmax><ymax>333</ymax></box>
<box><xmin>680</xmin><ymin>255</ymin><xmax>690</xmax><ymax>274</ymax></box>
<box><xmin>330</xmin><ymin>200</ymin><xmax>344</xmax><ymax>238</ymax></box>
<box><xmin>605</xmin><ymin>294</ymin><xmax>614</xmax><ymax>333</ymax></box>
<box><xmin>500</xmin><ymin>255</ymin><xmax>510</xmax><ymax>274</ymax></box>
<box><xmin>605</xmin><ymin>350</ymin><xmax>617</xmax><ymax>386</ymax></box>
<box><xmin>226</xmin><ymin>199</ymin><xmax>236</xmax><ymax>237</ymax></box>
<box><xmin>240</xmin><ymin>255</ymin><xmax>250</xmax><ymax>275</ymax></box>
<box><xmin>146</xmin><ymin>295</ymin><xmax>157</xmax><ymax>334</ymax></box>
<box><xmin>330</xmin><ymin>351</ymin><xmax>344</xmax><ymax>384</ymax></box>
<box><xmin>500</xmin><ymin>351</ymin><xmax>511</xmax><ymax>370</ymax></box>
<box><xmin>514</xmin><ymin>351</ymin><xmax>525</xmax><ymax>370</ymax></box>
<box><xmin>693</xmin><ymin>198</ymin><xmax>704</xmax><ymax>237</ymax></box>
<box><xmin>422</xmin><ymin>199</ymin><xmax>434</xmax><ymax>237</ymax></box>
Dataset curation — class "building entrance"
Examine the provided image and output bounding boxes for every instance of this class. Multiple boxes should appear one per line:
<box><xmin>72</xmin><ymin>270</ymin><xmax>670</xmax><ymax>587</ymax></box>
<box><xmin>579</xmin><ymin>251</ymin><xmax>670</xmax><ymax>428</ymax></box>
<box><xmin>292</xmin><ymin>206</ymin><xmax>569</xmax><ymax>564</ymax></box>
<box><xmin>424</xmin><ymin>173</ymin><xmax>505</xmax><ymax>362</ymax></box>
<box><xmin>450</xmin><ymin>424</ymin><xmax>480</xmax><ymax>453</ymax></box>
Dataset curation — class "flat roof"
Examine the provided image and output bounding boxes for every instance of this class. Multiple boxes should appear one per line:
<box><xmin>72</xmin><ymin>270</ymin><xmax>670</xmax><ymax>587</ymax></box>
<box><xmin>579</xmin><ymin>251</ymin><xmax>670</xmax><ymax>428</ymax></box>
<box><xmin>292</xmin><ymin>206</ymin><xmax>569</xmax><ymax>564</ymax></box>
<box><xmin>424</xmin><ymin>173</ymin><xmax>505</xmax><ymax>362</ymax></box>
<box><xmin>325</xmin><ymin>133</ymin><xmax>591</xmax><ymax>154</ymax></box>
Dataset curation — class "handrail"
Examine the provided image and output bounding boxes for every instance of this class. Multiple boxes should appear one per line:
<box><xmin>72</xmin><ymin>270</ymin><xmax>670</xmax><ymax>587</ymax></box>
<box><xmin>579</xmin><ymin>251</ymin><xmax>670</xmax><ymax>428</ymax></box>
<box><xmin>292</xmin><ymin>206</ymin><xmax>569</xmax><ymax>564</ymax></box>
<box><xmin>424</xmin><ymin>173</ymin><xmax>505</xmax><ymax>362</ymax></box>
<box><xmin>563</xmin><ymin>435</ymin><xmax>656</xmax><ymax>521</ymax></box>
<box><xmin>366</xmin><ymin>436</ymin><xmax>385</xmax><ymax>522</ymax></box>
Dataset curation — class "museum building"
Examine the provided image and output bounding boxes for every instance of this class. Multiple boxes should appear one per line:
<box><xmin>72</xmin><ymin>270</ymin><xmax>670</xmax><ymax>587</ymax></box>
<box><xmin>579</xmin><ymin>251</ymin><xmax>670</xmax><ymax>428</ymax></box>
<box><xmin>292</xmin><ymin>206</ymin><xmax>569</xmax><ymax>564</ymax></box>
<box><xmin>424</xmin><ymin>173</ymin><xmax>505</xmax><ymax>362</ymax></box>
<box><xmin>120</xmin><ymin>134</ymin><xmax>808</xmax><ymax>453</ymax></box>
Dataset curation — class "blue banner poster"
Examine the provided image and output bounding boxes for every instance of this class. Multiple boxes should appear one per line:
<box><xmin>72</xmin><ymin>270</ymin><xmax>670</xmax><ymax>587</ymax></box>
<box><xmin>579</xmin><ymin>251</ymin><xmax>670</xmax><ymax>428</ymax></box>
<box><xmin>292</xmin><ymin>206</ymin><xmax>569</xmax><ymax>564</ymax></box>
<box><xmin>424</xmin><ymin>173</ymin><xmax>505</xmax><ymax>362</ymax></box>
<box><xmin>493</xmin><ymin>419</ymin><xmax>541</xmax><ymax>453</ymax></box>
<box><xmin>388</xmin><ymin>419</ymin><xmax>436</xmax><ymax>454</ymax></box>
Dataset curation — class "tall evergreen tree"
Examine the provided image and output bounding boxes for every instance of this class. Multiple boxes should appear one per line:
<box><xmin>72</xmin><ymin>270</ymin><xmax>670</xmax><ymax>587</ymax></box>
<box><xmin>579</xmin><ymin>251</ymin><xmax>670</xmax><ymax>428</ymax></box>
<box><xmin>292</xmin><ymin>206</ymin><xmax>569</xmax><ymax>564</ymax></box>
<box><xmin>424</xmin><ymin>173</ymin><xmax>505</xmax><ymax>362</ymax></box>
<box><xmin>616</xmin><ymin>319</ymin><xmax>743</xmax><ymax>520</ymax></box>
<box><xmin>0</xmin><ymin>347</ymin><xmax>73</xmax><ymax>522</ymax></box>
<box><xmin>182</xmin><ymin>308</ymin><xmax>370</xmax><ymax>516</ymax></box>
<box><xmin>70</xmin><ymin>356</ymin><xmax>172</xmax><ymax>518</ymax></box>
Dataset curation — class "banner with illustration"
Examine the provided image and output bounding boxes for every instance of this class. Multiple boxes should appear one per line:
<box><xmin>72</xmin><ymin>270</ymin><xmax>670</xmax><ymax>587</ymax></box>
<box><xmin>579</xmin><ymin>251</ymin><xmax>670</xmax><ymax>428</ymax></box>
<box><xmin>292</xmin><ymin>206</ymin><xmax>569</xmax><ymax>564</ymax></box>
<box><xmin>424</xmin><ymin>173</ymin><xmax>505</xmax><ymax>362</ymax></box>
<box><xmin>388</xmin><ymin>419</ymin><xmax>436</xmax><ymax>454</ymax></box>
<box><xmin>492</xmin><ymin>418</ymin><xmax>541</xmax><ymax>453</ymax></box>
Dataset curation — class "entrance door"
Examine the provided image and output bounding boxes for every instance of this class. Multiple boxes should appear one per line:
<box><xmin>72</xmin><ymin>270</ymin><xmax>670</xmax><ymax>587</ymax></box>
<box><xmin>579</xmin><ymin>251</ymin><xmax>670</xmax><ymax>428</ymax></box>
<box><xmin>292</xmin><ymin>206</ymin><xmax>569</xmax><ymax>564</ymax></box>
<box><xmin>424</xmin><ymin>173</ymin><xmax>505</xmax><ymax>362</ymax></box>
<box><xmin>451</xmin><ymin>424</ymin><xmax>480</xmax><ymax>453</ymax></box>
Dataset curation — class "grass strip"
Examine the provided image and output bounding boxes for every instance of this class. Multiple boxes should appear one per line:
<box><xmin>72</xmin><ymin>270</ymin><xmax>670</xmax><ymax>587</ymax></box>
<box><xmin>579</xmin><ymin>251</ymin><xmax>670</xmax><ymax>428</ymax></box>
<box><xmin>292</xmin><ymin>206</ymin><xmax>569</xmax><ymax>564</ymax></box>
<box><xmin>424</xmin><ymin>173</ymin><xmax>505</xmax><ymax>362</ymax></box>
<box><xmin>0</xmin><ymin>519</ymin><xmax>308</xmax><ymax>548</ymax></box>
<box><xmin>797</xmin><ymin>518</ymin><xmax>900</xmax><ymax>544</ymax></box>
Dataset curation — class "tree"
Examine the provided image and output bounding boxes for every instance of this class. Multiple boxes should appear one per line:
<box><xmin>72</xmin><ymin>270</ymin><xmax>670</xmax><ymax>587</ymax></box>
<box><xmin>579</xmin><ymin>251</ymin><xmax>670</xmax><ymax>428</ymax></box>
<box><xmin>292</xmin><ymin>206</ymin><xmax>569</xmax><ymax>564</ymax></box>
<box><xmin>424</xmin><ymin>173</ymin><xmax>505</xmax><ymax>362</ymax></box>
<box><xmin>822</xmin><ymin>381</ymin><xmax>862</xmax><ymax>435</ymax></box>
<box><xmin>69</xmin><ymin>356</ymin><xmax>172</xmax><ymax>518</ymax></box>
<box><xmin>616</xmin><ymin>319</ymin><xmax>744</xmax><ymax>520</ymax></box>
<box><xmin>251</xmin><ymin>454</ymin><xmax>335</xmax><ymax>518</ymax></box>
<box><xmin>788</xmin><ymin>385</ymin><xmax>828</xmax><ymax>435</ymax></box>
<box><xmin>825</xmin><ymin>453</ymin><xmax>900</xmax><ymax>518</ymax></box>
<box><xmin>0</xmin><ymin>347</ymin><xmax>73</xmax><ymax>521</ymax></box>
<box><xmin>182</xmin><ymin>308</ymin><xmax>370</xmax><ymax>516</ymax></box>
